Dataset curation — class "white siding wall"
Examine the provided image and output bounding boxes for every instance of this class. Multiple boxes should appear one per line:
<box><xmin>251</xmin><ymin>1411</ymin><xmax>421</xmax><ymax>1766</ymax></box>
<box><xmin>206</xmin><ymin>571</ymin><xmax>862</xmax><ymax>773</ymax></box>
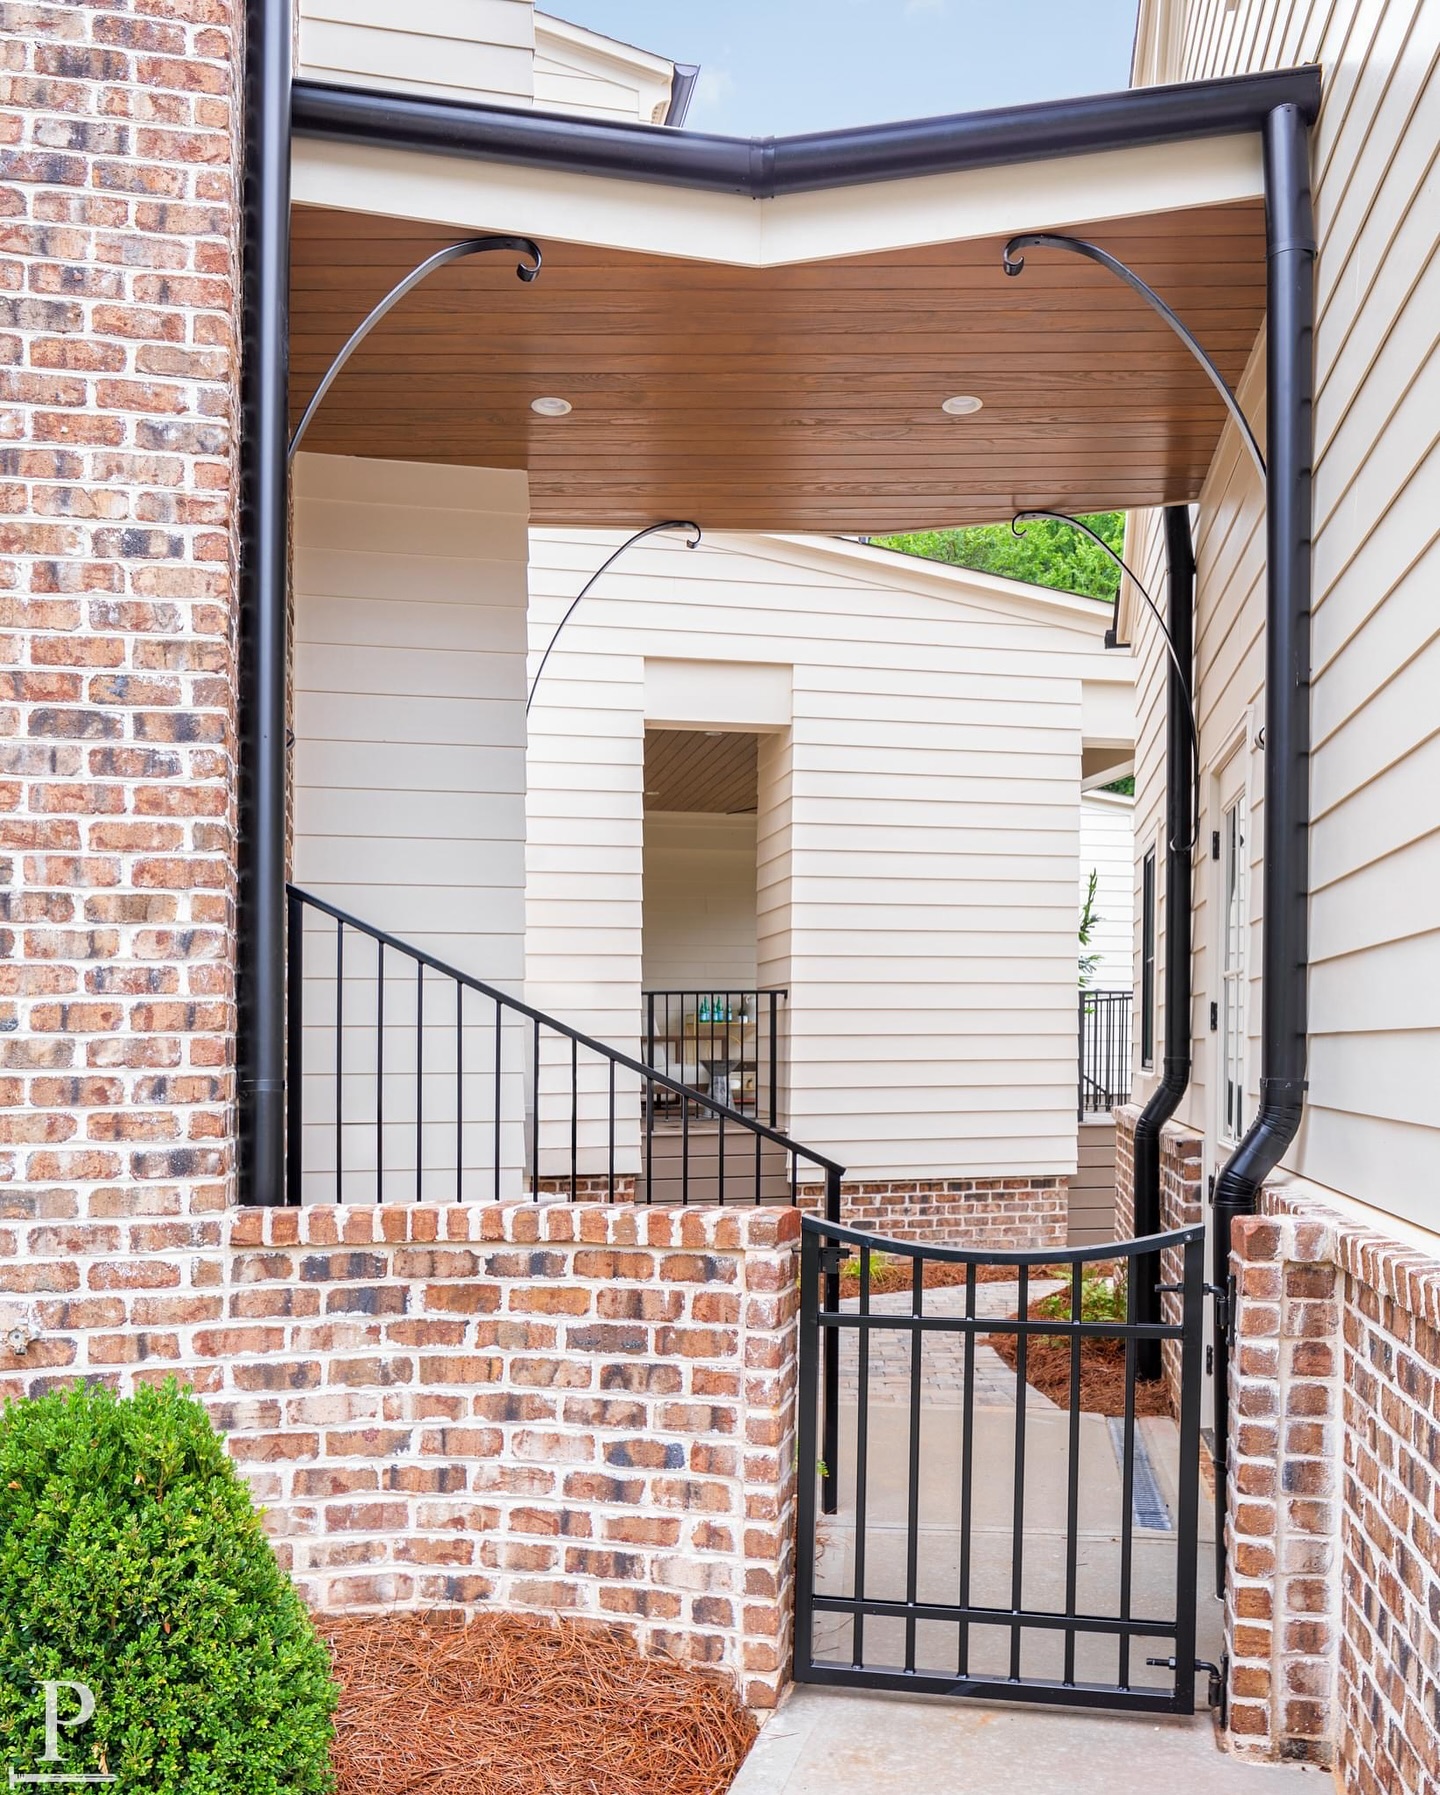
<box><xmin>1080</xmin><ymin>792</ymin><xmax>1135</xmax><ymax>993</ymax></box>
<box><xmin>292</xmin><ymin>454</ymin><xmax>531</xmax><ymax>1200</ymax></box>
<box><xmin>527</xmin><ymin>530</ymin><xmax>1127</xmax><ymax>1183</ymax></box>
<box><xmin>1130</xmin><ymin>0</ymin><xmax>1440</xmax><ymax>1228</ymax></box>
<box><xmin>641</xmin><ymin>813</ymin><xmax>758</xmax><ymax>993</ymax></box>
<box><xmin>295</xmin><ymin>1</ymin><xmax>675</xmax><ymax>118</ymax></box>
<box><xmin>298</xmin><ymin>0</ymin><xmax>534</xmax><ymax>106</ymax></box>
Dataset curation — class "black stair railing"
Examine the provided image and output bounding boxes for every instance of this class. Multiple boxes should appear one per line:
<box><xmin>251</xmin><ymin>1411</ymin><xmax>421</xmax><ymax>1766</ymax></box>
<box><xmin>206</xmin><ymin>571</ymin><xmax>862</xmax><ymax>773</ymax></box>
<box><xmin>286</xmin><ymin>886</ymin><xmax>842</xmax><ymax>1215</ymax></box>
<box><xmin>1078</xmin><ymin>988</ymin><xmax>1133</xmax><ymax>1120</ymax></box>
<box><xmin>643</xmin><ymin>987</ymin><xmax>786</xmax><ymax>1127</ymax></box>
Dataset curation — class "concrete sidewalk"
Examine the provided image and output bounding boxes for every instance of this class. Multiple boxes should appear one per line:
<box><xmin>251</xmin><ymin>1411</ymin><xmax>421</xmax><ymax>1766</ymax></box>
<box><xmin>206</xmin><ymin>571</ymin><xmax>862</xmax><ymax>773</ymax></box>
<box><xmin>731</xmin><ymin>1687</ymin><xmax>1327</xmax><ymax>1794</ymax></box>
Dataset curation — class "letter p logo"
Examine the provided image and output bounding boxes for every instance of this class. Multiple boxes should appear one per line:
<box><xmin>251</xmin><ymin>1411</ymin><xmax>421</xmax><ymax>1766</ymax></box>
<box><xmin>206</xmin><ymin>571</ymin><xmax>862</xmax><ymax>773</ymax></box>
<box><xmin>40</xmin><ymin>1682</ymin><xmax>94</xmax><ymax>1763</ymax></box>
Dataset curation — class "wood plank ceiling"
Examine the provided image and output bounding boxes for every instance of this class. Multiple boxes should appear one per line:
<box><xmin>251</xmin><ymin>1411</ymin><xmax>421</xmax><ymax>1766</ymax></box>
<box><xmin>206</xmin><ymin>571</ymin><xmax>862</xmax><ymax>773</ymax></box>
<box><xmin>290</xmin><ymin>198</ymin><xmax>1267</xmax><ymax>532</ymax></box>
<box><xmin>644</xmin><ymin>730</ymin><xmax>758</xmax><ymax>814</ymax></box>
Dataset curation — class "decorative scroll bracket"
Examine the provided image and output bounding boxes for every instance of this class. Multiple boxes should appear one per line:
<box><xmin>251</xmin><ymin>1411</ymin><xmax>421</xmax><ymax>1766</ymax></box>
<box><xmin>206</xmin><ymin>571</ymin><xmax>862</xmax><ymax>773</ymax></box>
<box><xmin>288</xmin><ymin>234</ymin><xmax>542</xmax><ymax>461</ymax></box>
<box><xmin>1002</xmin><ymin>231</ymin><xmax>1265</xmax><ymax>480</ymax></box>
<box><xmin>527</xmin><ymin>520</ymin><xmax>703</xmax><ymax>714</ymax></box>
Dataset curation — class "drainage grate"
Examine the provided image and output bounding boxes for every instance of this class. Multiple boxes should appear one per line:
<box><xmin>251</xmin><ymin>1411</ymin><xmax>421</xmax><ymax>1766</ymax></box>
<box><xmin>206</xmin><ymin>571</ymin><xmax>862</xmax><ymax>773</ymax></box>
<box><xmin>1108</xmin><ymin>1416</ymin><xmax>1172</xmax><ymax>1531</ymax></box>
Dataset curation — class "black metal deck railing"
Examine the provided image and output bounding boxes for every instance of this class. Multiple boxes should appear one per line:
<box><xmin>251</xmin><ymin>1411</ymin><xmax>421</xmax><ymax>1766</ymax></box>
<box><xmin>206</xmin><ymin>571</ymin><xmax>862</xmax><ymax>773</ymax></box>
<box><xmin>642</xmin><ymin>988</ymin><xmax>786</xmax><ymax>1128</ymax></box>
<box><xmin>285</xmin><ymin>887</ymin><xmax>842</xmax><ymax>1211</ymax></box>
<box><xmin>1078</xmin><ymin>989</ymin><xmax>1133</xmax><ymax>1119</ymax></box>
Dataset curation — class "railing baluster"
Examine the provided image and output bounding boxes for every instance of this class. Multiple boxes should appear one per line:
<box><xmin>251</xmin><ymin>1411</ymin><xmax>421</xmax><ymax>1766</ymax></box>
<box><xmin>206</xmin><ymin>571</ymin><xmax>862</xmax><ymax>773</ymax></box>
<box><xmin>1063</xmin><ymin>1259</ymin><xmax>1083</xmax><ymax>1686</ymax></box>
<box><xmin>570</xmin><ymin>1035</ymin><xmax>578</xmax><ymax>1202</ymax></box>
<box><xmin>852</xmin><ymin>1241</ymin><xmax>872</xmax><ymax>1668</ymax></box>
<box><xmin>644</xmin><ymin>1064</ymin><xmax>654</xmax><ymax>1205</ymax></box>
<box><xmin>904</xmin><ymin>1251</ymin><xmax>924</xmax><ymax>1674</ymax></box>
<box><xmin>681</xmin><ymin>1092</ymin><xmax>689</xmax><ymax>1207</ymax></box>
<box><xmin>1011</xmin><ymin>1262</ymin><xmax>1029</xmax><ymax>1681</ymax></box>
<box><xmin>455</xmin><ymin>979</ymin><xmax>463</xmax><ymax>1204</ymax></box>
<box><xmin>1119</xmin><ymin>1264</ymin><xmax>1139</xmax><ymax>1690</ymax></box>
<box><xmin>608</xmin><ymin>1056</ymin><xmax>615</xmax><ymax>1202</ymax></box>
<box><xmin>958</xmin><ymin>1261</ymin><xmax>977</xmax><ymax>1678</ymax></box>
<box><xmin>769</xmin><ymin>992</ymin><xmax>779</xmax><ymax>1127</ymax></box>
<box><xmin>375</xmin><ymin>939</ymin><xmax>383</xmax><ymax>1204</ymax></box>
<box><xmin>286</xmin><ymin>888</ymin><xmax>302</xmax><ymax>1205</ymax></box>
<box><xmin>415</xmin><ymin>961</ymin><xmax>423</xmax><ymax>1204</ymax></box>
<box><xmin>531</xmin><ymin>1016</ymin><xmax>539</xmax><ymax>1200</ymax></box>
<box><xmin>717</xmin><ymin>1107</ymin><xmax>725</xmax><ymax>1207</ymax></box>
<box><xmin>334</xmin><ymin>920</ymin><xmax>343</xmax><ymax>1205</ymax></box>
<box><xmin>493</xmin><ymin>998</ymin><xmax>502</xmax><ymax>1203</ymax></box>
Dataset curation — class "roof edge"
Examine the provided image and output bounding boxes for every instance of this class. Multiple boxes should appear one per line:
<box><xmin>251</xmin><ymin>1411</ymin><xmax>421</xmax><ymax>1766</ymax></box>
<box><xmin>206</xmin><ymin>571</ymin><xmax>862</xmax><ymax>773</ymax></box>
<box><xmin>292</xmin><ymin>65</ymin><xmax>1321</xmax><ymax>197</ymax></box>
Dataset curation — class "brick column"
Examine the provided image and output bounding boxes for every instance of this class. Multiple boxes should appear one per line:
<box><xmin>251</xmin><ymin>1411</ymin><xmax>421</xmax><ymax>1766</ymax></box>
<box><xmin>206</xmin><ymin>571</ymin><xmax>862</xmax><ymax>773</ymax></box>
<box><xmin>1</xmin><ymin>0</ymin><xmax>242</xmax><ymax>1271</ymax></box>
<box><xmin>1227</xmin><ymin>1213</ymin><xmax>1341</xmax><ymax>1764</ymax></box>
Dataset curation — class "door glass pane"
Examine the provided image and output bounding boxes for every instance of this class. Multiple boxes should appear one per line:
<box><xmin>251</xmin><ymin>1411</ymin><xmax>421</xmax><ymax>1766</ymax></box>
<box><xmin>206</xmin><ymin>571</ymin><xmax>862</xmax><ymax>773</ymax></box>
<box><xmin>1221</xmin><ymin>795</ymin><xmax>1247</xmax><ymax>1142</ymax></box>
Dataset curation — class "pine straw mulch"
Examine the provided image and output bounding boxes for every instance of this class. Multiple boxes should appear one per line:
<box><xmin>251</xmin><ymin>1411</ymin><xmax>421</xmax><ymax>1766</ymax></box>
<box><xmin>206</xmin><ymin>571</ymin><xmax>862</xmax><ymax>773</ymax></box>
<box><xmin>324</xmin><ymin>1611</ymin><xmax>756</xmax><ymax>1795</ymax></box>
<box><xmin>987</xmin><ymin>1274</ymin><xmax>1174</xmax><ymax>1420</ymax></box>
<box><xmin>837</xmin><ymin>1255</ymin><xmax>1069</xmax><ymax>1299</ymax></box>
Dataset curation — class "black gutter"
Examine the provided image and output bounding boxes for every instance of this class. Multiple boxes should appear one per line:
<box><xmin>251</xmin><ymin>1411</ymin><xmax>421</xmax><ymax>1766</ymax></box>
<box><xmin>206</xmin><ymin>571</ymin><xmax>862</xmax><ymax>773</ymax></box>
<box><xmin>1130</xmin><ymin>504</ymin><xmax>1196</xmax><ymax>1382</ymax></box>
<box><xmin>1210</xmin><ymin>101</ymin><xmax>1315</xmax><ymax>1589</ymax></box>
<box><xmin>292</xmin><ymin>65</ymin><xmax>1320</xmax><ymax>196</ymax></box>
<box><xmin>237</xmin><ymin>0</ymin><xmax>292</xmax><ymax>1205</ymax></box>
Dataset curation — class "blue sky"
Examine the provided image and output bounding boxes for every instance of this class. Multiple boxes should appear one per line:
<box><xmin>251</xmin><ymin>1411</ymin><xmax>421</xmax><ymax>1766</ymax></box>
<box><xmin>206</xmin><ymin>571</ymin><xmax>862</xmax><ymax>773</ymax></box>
<box><xmin>550</xmin><ymin>1</ymin><xmax>1139</xmax><ymax>136</ymax></box>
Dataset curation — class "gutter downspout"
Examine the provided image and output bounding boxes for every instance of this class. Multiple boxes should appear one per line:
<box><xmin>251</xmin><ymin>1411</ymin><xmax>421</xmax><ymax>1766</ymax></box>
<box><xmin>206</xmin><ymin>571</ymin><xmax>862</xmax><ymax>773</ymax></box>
<box><xmin>1129</xmin><ymin>504</ymin><xmax>1196</xmax><ymax>1382</ymax></box>
<box><xmin>664</xmin><ymin>63</ymin><xmax>699</xmax><ymax>129</ymax></box>
<box><xmin>237</xmin><ymin>0</ymin><xmax>292</xmax><ymax>1205</ymax></box>
<box><xmin>1210</xmin><ymin>101</ymin><xmax>1316</xmax><ymax>1590</ymax></box>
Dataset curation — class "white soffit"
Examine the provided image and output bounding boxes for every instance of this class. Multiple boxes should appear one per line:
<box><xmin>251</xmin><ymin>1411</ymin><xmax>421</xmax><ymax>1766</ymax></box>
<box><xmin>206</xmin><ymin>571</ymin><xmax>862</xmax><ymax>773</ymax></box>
<box><xmin>292</xmin><ymin>130</ymin><xmax>1264</xmax><ymax>267</ymax></box>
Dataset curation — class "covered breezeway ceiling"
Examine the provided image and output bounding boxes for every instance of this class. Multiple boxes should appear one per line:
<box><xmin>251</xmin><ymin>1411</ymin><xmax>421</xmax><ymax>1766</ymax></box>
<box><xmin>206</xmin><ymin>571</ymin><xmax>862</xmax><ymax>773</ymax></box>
<box><xmin>288</xmin><ymin>196</ymin><xmax>1267</xmax><ymax>532</ymax></box>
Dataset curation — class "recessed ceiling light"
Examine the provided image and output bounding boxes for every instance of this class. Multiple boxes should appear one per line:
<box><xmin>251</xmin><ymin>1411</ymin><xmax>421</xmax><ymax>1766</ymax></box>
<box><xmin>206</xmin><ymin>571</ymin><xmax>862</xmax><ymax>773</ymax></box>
<box><xmin>941</xmin><ymin>394</ymin><xmax>984</xmax><ymax>416</ymax></box>
<box><xmin>530</xmin><ymin>396</ymin><xmax>572</xmax><ymax>417</ymax></box>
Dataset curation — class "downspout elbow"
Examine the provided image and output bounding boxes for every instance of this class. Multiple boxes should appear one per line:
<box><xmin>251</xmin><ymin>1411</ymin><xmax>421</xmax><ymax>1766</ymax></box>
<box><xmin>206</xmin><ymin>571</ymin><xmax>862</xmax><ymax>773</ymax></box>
<box><xmin>1211</xmin><ymin>1075</ymin><xmax>1306</xmax><ymax>1215</ymax></box>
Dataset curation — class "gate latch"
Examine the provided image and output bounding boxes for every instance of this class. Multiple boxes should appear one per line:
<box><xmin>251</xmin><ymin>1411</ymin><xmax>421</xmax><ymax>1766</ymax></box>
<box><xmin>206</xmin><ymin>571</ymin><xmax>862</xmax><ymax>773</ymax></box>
<box><xmin>1146</xmin><ymin>1657</ymin><xmax>1225</xmax><ymax>1713</ymax></box>
<box><xmin>818</xmin><ymin>1244</ymin><xmax>852</xmax><ymax>1279</ymax></box>
<box><xmin>1205</xmin><ymin>1279</ymin><xmax>1234</xmax><ymax>1345</ymax></box>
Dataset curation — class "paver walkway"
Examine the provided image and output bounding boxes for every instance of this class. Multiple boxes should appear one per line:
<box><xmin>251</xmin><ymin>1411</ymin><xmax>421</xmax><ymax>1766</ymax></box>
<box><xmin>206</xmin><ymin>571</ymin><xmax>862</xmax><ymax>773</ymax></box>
<box><xmin>838</xmin><ymin>1279</ymin><xmax>1063</xmax><ymax>1407</ymax></box>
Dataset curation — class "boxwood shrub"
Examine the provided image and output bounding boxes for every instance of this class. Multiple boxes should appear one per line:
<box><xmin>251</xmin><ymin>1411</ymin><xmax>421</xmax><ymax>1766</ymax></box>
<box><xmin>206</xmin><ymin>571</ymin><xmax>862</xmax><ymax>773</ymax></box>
<box><xmin>0</xmin><ymin>1380</ymin><xmax>336</xmax><ymax>1793</ymax></box>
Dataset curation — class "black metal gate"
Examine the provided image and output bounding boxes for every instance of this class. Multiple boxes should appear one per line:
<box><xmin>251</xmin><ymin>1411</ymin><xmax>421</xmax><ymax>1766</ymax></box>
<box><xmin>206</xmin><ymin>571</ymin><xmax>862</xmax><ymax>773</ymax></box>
<box><xmin>794</xmin><ymin>1218</ymin><xmax>1207</xmax><ymax>1714</ymax></box>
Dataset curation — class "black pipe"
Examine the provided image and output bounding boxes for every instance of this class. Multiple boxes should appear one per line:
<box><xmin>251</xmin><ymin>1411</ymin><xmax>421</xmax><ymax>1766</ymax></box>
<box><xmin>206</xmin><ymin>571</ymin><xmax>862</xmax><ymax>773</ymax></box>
<box><xmin>1130</xmin><ymin>505</ymin><xmax>1196</xmax><ymax>1381</ymax></box>
<box><xmin>1211</xmin><ymin>102</ymin><xmax>1315</xmax><ymax>1588</ymax></box>
<box><xmin>237</xmin><ymin>0</ymin><xmax>292</xmax><ymax>1205</ymax></box>
<box><xmin>292</xmin><ymin>66</ymin><xmax>1320</xmax><ymax>196</ymax></box>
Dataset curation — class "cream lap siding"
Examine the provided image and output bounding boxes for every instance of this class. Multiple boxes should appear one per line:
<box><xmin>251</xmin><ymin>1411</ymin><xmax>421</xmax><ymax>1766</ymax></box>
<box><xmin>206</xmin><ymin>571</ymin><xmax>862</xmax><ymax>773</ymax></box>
<box><xmin>532</xmin><ymin>23</ymin><xmax>674</xmax><ymax>124</ymax></box>
<box><xmin>526</xmin><ymin>529</ymin><xmax>1125</xmax><ymax>1185</ymax></box>
<box><xmin>1130</xmin><ymin>0</ymin><xmax>1440</xmax><ymax>1228</ymax></box>
<box><xmin>1080</xmin><ymin>792</ymin><xmax>1136</xmax><ymax>993</ymax></box>
<box><xmin>298</xmin><ymin>0</ymin><xmax>534</xmax><ymax>107</ymax></box>
<box><xmin>292</xmin><ymin>454</ymin><xmax>531</xmax><ymax>1201</ymax></box>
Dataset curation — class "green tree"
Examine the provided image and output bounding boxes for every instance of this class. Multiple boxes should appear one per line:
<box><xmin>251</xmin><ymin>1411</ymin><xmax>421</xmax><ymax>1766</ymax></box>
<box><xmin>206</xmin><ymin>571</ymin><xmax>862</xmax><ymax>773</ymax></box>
<box><xmin>872</xmin><ymin>511</ymin><xmax>1127</xmax><ymax>601</ymax></box>
<box><xmin>1078</xmin><ymin>867</ymin><xmax>1102</xmax><ymax>989</ymax></box>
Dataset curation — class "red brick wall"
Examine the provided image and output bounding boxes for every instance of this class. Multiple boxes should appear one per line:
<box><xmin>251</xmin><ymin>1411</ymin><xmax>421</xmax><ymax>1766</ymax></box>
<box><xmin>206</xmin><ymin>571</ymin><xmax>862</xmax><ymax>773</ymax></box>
<box><xmin>1</xmin><ymin>0</ymin><xmax>241</xmax><ymax>1222</ymax></box>
<box><xmin>1</xmin><ymin>1199</ymin><xmax>802</xmax><ymax>1711</ymax></box>
<box><xmin>800</xmin><ymin>1175</ymin><xmax>1067</xmax><ymax>1248</ymax></box>
<box><xmin>1234</xmin><ymin>1188</ymin><xmax>1440</xmax><ymax>1792</ymax></box>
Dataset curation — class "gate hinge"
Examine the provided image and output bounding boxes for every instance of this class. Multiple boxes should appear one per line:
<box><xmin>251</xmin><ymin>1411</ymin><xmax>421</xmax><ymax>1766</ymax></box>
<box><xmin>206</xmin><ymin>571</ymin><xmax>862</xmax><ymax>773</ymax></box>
<box><xmin>818</xmin><ymin>1244</ymin><xmax>852</xmax><ymax>1279</ymax></box>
